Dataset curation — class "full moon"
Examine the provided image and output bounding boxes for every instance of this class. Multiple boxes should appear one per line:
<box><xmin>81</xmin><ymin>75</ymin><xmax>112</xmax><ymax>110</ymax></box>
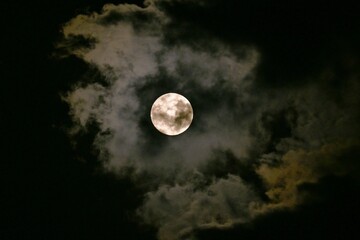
<box><xmin>150</xmin><ymin>93</ymin><xmax>193</xmax><ymax>136</ymax></box>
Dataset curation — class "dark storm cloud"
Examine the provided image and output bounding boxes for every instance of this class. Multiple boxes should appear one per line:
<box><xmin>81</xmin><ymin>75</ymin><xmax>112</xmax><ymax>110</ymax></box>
<box><xmin>58</xmin><ymin>0</ymin><xmax>360</xmax><ymax>239</ymax></box>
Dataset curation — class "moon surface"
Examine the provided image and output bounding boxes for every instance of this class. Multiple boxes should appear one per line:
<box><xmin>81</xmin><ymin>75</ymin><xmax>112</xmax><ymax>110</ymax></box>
<box><xmin>150</xmin><ymin>93</ymin><xmax>193</xmax><ymax>136</ymax></box>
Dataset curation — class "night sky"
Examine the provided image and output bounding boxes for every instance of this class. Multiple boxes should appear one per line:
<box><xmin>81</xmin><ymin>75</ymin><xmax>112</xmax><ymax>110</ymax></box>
<box><xmin>2</xmin><ymin>1</ymin><xmax>360</xmax><ymax>240</ymax></box>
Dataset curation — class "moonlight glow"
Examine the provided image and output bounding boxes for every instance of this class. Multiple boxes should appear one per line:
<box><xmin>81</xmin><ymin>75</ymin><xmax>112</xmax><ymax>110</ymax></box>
<box><xmin>150</xmin><ymin>93</ymin><xmax>193</xmax><ymax>136</ymax></box>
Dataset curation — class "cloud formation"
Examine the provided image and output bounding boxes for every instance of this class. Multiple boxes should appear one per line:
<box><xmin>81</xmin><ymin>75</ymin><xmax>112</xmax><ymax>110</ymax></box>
<box><xmin>140</xmin><ymin>174</ymin><xmax>259</xmax><ymax>240</ymax></box>
<box><xmin>58</xmin><ymin>1</ymin><xmax>360</xmax><ymax>239</ymax></box>
<box><xmin>257</xmin><ymin>140</ymin><xmax>360</xmax><ymax>210</ymax></box>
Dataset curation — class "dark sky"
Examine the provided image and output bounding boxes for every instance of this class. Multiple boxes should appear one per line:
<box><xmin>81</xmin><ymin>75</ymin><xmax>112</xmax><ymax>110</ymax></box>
<box><xmin>2</xmin><ymin>1</ymin><xmax>360</xmax><ymax>240</ymax></box>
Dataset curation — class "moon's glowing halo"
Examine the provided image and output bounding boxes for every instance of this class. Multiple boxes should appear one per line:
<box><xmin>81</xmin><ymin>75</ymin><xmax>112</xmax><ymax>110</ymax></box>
<box><xmin>150</xmin><ymin>93</ymin><xmax>193</xmax><ymax>136</ymax></box>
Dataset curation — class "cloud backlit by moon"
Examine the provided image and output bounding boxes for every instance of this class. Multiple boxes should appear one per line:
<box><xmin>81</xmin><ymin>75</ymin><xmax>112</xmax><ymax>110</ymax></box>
<box><xmin>58</xmin><ymin>1</ymin><xmax>360</xmax><ymax>240</ymax></box>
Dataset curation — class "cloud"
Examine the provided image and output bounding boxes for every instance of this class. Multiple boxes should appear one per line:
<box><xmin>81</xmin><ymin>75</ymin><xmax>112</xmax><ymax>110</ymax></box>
<box><xmin>256</xmin><ymin>140</ymin><xmax>360</xmax><ymax>210</ymax></box>
<box><xmin>60</xmin><ymin>2</ymin><xmax>258</xmax><ymax>171</ymax></box>
<box><xmin>139</xmin><ymin>174</ymin><xmax>260</xmax><ymax>240</ymax></box>
<box><xmin>58</xmin><ymin>1</ymin><xmax>360</xmax><ymax>239</ymax></box>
